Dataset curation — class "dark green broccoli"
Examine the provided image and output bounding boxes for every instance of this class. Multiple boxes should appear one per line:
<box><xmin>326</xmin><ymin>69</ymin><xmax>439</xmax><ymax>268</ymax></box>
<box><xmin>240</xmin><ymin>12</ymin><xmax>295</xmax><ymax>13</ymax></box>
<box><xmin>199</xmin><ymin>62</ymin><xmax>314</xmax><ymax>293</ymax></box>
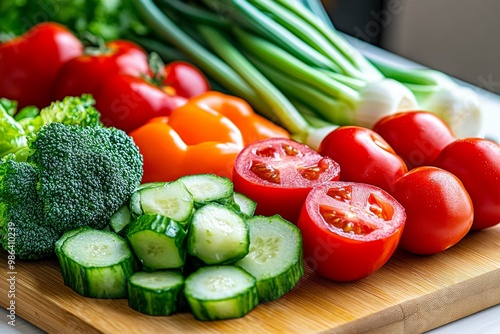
<box><xmin>0</xmin><ymin>160</ymin><xmax>58</xmax><ymax>260</ymax></box>
<box><xmin>0</xmin><ymin>123</ymin><xmax>143</xmax><ymax>260</ymax></box>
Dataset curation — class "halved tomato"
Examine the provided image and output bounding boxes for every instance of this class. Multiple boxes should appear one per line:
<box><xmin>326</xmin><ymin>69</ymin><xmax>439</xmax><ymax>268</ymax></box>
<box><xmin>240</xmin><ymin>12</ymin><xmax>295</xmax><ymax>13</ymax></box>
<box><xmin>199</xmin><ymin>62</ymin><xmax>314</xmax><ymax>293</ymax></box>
<box><xmin>232</xmin><ymin>138</ymin><xmax>340</xmax><ymax>224</ymax></box>
<box><xmin>297</xmin><ymin>181</ymin><xmax>406</xmax><ymax>282</ymax></box>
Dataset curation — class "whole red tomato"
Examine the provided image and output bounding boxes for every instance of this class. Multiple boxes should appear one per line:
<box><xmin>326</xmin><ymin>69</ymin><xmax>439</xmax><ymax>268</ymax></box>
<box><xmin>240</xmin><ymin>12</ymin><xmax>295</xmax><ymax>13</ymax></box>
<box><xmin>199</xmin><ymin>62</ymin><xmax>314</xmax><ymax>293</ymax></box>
<box><xmin>432</xmin><ymin>138</ymin><xmax>500</xmax><ymax>230</ymax></box>
<box><xmin>94</xmin><ymin>74</ymin><xmax>187</xmax><ymax>132</ymax></box>
<box><xmin>0</xmin><ymin>22</ymin><xmax>83</xmax><ymax>109</ymax></box>
<box><xmin>297</xmin><ymin>181</ymin><xmax>406</xmax><ymax>282</ymax></box>
<box><xmin>318</xmin><ymin>126</ymin><xmax>408</xmax><ymax>194</ymax></box>
<box><xmin>392</xmin><ymin>166</ymin><xmax>473</xmax><ymax>255</ymax></box>
<box><xmin>52</xmin><ymin>40</ymin><xmax>150</xmax><ymax>101</ymax></box>
<box><xmin>233</xmin><ymin>138</ymin><xmax>340</xmax><ymax>224</ymax></box>
<box><xmin>373</xmin><ymin>111</ymin><xmax>455</xmax><ymax>169</ymax></box>
<box><xmin>164</xmin><ymin>61</ymin><xmax>211</xmax><ymax>99</ymax></box>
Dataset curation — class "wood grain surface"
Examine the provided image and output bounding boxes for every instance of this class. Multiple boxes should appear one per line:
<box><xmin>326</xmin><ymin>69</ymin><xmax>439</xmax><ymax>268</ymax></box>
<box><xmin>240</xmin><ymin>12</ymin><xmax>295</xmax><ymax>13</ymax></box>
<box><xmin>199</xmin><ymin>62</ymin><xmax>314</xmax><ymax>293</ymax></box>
<box><xmin>1</xmin><ymin>225</ymin><xmax>500</xmax><ymax>334</ymax></box>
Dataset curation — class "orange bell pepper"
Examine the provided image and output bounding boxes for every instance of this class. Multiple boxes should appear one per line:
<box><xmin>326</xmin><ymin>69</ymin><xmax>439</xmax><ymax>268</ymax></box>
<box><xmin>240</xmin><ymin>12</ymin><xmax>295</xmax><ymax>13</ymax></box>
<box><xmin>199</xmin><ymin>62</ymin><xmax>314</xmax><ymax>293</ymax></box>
<box><xmin>186</xmin><ymin>91</ymin><xmax>290</xmax><ymax>144</ymax></box>
<box><xmin>129</xmin><ymin>91</ymin><xmax>289</xmax><ymax>183</ymax></box>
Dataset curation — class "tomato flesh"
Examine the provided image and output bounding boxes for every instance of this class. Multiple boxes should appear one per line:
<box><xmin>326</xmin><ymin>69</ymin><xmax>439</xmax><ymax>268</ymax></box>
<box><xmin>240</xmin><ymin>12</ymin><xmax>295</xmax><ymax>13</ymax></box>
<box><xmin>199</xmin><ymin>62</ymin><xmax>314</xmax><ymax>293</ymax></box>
<box><xmin>233</xmin><ymin>138</ymin><xmax>340</xmax><ymax>223</ymax></box>
<box><xmin>297</xmin><ymin>181</ymin><xmax>406</xmax><ymax>282</ymax></box>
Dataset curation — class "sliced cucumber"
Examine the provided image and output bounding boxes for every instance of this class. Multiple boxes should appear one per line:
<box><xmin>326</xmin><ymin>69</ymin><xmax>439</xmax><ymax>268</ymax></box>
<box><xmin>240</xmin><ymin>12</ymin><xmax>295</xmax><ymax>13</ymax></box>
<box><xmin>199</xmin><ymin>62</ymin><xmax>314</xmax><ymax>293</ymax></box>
<box><xmin>235</xmin><ymin>215</ymin><xmax>304</xmax><ymax>301</ymax></box>
<box><xmin>55</xmin><ymin>226</ymin><xmax>92</xmax><ymax>286</ymax></box>
<box><xmin>184</xmin><ymin>266</ymin><xmax>258</xmax><ymax>321</ymax></box>
<box><xmin>178</xmin><ymin>173</ymin><xmax>234</xmax><ymax>207</ymax></box>
<box><xmin>58</xmin><ymin>228</ymin><xmax>135</xmax><ymax>298</ymax></box>
<box><xmin>233</xmin><ymin>192</ymin><xmax>257</xmax><ymax>217</ymax></box>
<box><xmin>127</xmin><ymin>214</ymin><xmax>187</xmax><ymax>270</ymax></box>
<box><xmin>109</xmin><ymin>204</ymin><xmax>132</xmax><ymax>236</ymax></box>
<box><xmin>187</xmin><ymin>203</ymin><xmax>249</xmax><ymax>265</ymax></box>
<box><xmin>127</xmin><ymin>270</ymin><xmax>184</xmax><ymax>316</ymax></box>
<box><xmin>130</xmin><ymin>180</ymin><xmax>194</xmax><ymax>222</ymax></box>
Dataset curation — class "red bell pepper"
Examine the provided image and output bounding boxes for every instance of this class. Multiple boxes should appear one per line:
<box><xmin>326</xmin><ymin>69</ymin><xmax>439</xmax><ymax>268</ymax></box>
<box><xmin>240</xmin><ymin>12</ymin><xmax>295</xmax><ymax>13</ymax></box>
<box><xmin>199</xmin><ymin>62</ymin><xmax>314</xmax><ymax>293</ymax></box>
<box><xmin>0</xmin><ymin>22</ymin><xmax>83</xmax><ymax>109</ymax></box>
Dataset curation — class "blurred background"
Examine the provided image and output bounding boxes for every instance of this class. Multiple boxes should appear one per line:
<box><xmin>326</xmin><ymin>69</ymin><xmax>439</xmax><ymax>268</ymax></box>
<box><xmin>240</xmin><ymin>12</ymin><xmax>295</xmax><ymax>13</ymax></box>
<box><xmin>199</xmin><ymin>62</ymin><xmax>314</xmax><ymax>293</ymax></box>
<box><xmin>324</xmin><ymin>0</ymin><xmax>500</xmax><ymax>94</ymax></box>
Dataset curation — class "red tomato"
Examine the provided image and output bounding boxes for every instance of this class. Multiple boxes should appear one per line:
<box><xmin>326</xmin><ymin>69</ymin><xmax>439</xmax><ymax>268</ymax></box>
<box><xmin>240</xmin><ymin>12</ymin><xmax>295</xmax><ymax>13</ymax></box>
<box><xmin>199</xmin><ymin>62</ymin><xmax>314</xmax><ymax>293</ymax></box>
<box><xmin>318</xmin><ymin>126</ymin><xmax>408</xmax><ymax>194</ymax></box>
<box><xmin>0</xmin><ymin>22</ymin><xmax>83</xmax><ymax>109</ymax></box>
<box><xmin>297</xmin><ymin>181</ymin><xmax>406</xmax><ymax>282</ymax></box>
<box><xmin>52</xmin><ymin>40</ymin><xmax>149</xmax><ymax>101</ymax></box>
<box><xmin>373</xmin><ymin>111</ymin><xmax>455</xmax><ymax>169</ymax></box>
<box><xmin>391</xmin><ymin>166</ymin><xmax>473</xmax><ymax>255</ymax></box>
<box><xmin>164</xmin><ymin>61</ymin><xmax>211</xmax><ymax>98</ymax></box>
<box><xmin>233</xmin><ymin>138</ymin><xmax>340</xmax><ymax>224</ymax></box>
<box><xmin>432</xmin><ymin>138</ymin><xmax>500</xmax><ymax>230</ymax></box>
<box><xmin>94</xmin><ymin>74</ymin><xmax>187</xmax><ymax>132</ymax></box>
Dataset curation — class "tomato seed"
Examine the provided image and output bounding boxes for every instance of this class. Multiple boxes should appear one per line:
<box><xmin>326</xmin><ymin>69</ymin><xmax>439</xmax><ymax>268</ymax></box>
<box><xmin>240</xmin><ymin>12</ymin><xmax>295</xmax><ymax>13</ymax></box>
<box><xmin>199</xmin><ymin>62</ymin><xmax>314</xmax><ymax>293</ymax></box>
<box><xmin>255</xmin><ymin>146</ymin><xmax>276</xmax><ymax>157</ymax></box>
<box><xmin>326</xmin><ymin>186</ymin><xmax>352</xmax><ymax>204</ymax></box>
<box><xmin>250</xmin><ymin>160</ymin><xmax>280</xmax><ymax>184</ymax></box>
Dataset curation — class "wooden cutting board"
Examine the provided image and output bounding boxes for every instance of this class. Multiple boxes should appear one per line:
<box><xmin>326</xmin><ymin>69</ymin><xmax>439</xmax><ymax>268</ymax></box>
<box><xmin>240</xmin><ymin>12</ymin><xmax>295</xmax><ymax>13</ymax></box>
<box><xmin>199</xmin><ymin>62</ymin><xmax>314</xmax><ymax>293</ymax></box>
<box><xmin>2</xmin><ymin>225</ymin><xmax>500</xmax><ymax>334</ymax></box>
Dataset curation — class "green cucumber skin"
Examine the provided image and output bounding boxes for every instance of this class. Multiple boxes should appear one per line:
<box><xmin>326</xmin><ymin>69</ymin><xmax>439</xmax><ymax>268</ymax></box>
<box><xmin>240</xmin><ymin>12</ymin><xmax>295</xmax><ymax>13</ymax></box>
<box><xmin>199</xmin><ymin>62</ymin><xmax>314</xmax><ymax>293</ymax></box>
<box><xmin>232</xmin><ymin>192</ymin><xmax>257</xmax><ymax>217</ymax></box>
<box><xmin>253</xmin><ymin>254</ymin><xmax>303</xmax><ymax>302</ymax></box>
<box><xmin>178</xmin><ymin>174</ymin><xmax>234</xmax><ymax>208</ymax></box>
<box><xmin>127</xmin><ymin>214</ymin><xmax>187</xmax><ymax>270</ymax></box>
<box><xmin>60</xmin><ymin>231</ymin><xmax>135</xmax><ymax>299</ymax></box>
<box><xmin>55</xmin><ymin>227</ymin><xmax>93</xmax><ymax>287</ymax></box>
<box><xmin>235</xmin><ymin>215</ymin><xmax>304</xmax><ymax>302</ymax></box>
<box><xmin>187</xmin><ymin>203</ymin><xmax>249</xmax><ymax>265</ymax></box>
<box><xmin>184</xmin><ymin>266</ymin><xmax>259</xmax><ymax>321</ymax></box>
<box><xmin>109</xmin><ymin>204</ymin><xmax>132</xmax><ymax>237</ymax></box>
<box><xmin>127</xmin><ymin>272</ymin><xmax>185</xmax><ymax>316</ymax></box>
<box><xmin>186</xmin><ymin>291</ymin><xmax>258</xmax><ymax>321</ymax></box>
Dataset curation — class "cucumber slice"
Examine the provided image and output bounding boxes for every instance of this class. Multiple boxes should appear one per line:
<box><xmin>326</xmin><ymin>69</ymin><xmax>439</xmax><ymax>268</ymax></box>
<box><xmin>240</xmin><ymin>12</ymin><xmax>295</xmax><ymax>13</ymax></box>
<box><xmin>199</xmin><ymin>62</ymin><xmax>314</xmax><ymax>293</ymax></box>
<box><xmin>127</xmin><ymin>270</ymin><xmax>184</xmax><ymax>316</ymax></box>
<box><xmin>187</xmin><ymin>203</ymin><xmax>249</xmax><ymax>265</ymax></box>
<box><xmin>235</xmin><ymin>215</ymin><xmax>304</xmax><ymax>301</ymax></box>
<box><xmin>233</xmin><ymin>192</ymin><xmax>257</xmax><ymax>217</ymax></box>
<box><xmin>184</xmin><ymin>266</ymin><xmax>258</xmax><ymax>321</ymax></box>
<box><xmin>130</xmin><ymin>180</ymin><xmax>194</xmax><ymax>222</ymax></box>
<box><xmin>58</xmin><ymin>228</ymin><xmax>135</xmax><ymax>298</ymax></box>
<box><xmin>178</xmin><ymin>173</ymin><xmax>234</xmax><ymax>207</ymax></box>
<box><xmin>127</xmin><ymin>214</ymin><xmax>187</xmax><ymax>270</ymax></box>
<box><xmin>109</xmin><ymin>204</ymin><xmax>132</xmax><ymax>236</ymax></box>
<box><xmin>55</xmin><ymin>227</ymin><xmax>92</xmax><ymax>286</ymax></box>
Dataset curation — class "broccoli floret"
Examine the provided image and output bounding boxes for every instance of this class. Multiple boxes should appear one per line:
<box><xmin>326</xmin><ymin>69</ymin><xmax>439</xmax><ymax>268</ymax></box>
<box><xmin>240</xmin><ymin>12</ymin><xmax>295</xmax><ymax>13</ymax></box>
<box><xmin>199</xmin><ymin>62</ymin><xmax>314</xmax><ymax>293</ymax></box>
<box><xmin>1</xmin><ymin>94</ymin><xmax>102</xmax><ymax>161</ymax></box>
<box><xmin>0</xmin><ymin>159</ymin><xmax>57</xmax><ymax>259</ymax></box>
<box><xmin>0</xmin><ymin>123</ymin><xmax>143</xmax><ymax>260</ymax></box>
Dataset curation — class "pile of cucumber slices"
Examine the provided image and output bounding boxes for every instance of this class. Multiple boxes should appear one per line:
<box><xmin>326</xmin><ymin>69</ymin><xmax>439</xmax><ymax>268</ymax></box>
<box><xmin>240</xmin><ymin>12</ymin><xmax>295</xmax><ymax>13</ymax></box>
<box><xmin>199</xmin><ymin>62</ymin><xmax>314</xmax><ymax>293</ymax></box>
<box><xmin>55</xmin><ymin>174</ymin><xmax>304</xmax><ymax>321</ymax></box>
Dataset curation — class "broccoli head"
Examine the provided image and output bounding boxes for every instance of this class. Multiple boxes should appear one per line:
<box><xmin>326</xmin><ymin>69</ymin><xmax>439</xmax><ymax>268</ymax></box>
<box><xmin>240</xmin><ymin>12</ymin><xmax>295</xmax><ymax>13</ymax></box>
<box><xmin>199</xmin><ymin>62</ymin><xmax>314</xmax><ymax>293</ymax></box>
<box><xmin>0</xmin><ymin>159</ymin><xmax>58</xmax><ymax>259</ymax></box>
<box><xmin>0</xmin><ymin>122</ymin><xmax>143</xmax><ymax>259</ymax></box>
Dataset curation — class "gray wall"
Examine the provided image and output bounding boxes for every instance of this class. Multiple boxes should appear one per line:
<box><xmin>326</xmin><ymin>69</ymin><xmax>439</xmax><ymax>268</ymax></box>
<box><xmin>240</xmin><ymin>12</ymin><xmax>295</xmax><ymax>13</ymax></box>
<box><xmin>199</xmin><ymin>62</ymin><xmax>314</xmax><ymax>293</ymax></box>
<box><xmin>380</xmin><ymin>0</ymin><xmax>500</xmax><ymax>93</ymax></box>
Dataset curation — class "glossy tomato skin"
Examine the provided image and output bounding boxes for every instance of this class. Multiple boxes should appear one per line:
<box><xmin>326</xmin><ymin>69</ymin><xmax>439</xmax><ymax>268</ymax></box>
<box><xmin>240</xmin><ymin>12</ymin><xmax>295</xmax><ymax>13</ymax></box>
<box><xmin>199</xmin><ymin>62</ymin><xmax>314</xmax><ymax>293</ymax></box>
<box><xmin>94</xmin><ymin>74</ymin><xmax>187</xmax><ymax>132</ymax></box>
<box><xmin>318</xmin><ymin>126</ymin><xmax>408</xmax><ymax>194</ymax></box>
<box><xmin>0</xmin><ymin>22</ymin><xmax>83</xmax><ymax>109</ymax></box>
<box><xmin>164</xmin><ymin>61</ymin><xmax>211</xmax><ymax>98</ymax></box>
<box><xmin>432</xmin><ymin>138</ymin><xmax>500</xmax><ymax>230</ymax></box>
<box><xmin>392</xmin><ymin>166</ymin><xmax>473</xmax><ymax>255</ymax></box>
<box><xmin>297</xmin><ymin>181</ymin><xmax>406</xmax><ymax>282</ymax></box>
<box><xmin>52</xmin><ymin>40</ymin><xmax>149</xmax><ymax>101</ymax></box>
<box><xmin>373</xmin><ymin>111</ymin><xmax>455</xmax><ymax>169</ymax></box>
<box><xmin>233</xmin><ymin>138</ymin><xmax>341</xmax><ymax>224</ymax></box>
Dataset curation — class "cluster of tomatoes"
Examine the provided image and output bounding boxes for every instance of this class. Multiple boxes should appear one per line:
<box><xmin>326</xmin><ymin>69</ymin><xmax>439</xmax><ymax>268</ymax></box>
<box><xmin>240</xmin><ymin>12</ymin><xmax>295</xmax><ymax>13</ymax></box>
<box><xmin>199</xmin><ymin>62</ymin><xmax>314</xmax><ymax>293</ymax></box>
<box><xmin>0</xmin><ymin>22</ymin><xmax>210</xmax><ymax>132</ymax></box>
<box><xmin>231</xmin><ymin>111</ymin><xmax>500</xmax><ymax>282</ymax></box>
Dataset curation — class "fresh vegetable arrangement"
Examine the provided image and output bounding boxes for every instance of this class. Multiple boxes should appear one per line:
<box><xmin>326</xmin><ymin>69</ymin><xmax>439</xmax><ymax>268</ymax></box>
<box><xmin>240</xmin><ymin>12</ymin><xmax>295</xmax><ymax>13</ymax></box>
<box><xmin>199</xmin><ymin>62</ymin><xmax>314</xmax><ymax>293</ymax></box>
<box><xmin>128</xmin><ymin>0</ymin><xmax>483</xmax><ymax>148</ymax></box>
<box><xmin>0</xmin><ymin>120</ymin><xmax>143</xmax><ymax>260</ymax></box>
<box><xmin>1</xmin><ymin>0</ymin><xmax>500</xmax><ymax>329</ymax></box>
<box><xmin>130</xmin><ymin>91</ymin><xmax>289</xmax><ymax>183</ymax></box>
<box><xmin>55</xmin><ymin>174</ymin><xmax>304</xmax><ymax>320</ymax></box>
